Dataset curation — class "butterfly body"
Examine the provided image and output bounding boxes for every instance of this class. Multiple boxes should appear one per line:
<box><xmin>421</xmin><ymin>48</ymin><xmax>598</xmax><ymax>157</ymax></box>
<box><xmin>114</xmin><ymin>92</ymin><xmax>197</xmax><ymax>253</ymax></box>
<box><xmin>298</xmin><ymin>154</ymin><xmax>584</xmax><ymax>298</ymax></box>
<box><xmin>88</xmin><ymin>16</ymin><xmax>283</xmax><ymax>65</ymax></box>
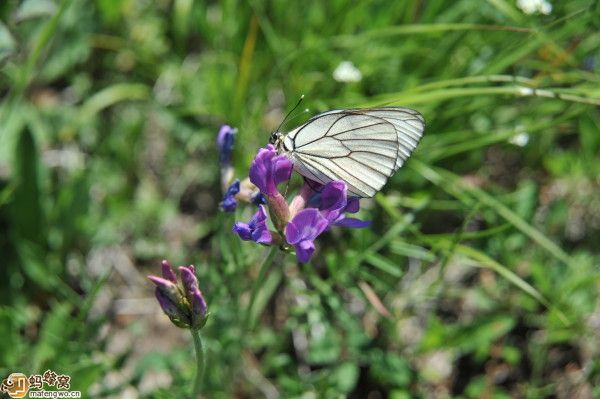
<box><xmin>271</xmin><ymin>107</ymin><xmax>425</xmax><ymax>197</ymax></box>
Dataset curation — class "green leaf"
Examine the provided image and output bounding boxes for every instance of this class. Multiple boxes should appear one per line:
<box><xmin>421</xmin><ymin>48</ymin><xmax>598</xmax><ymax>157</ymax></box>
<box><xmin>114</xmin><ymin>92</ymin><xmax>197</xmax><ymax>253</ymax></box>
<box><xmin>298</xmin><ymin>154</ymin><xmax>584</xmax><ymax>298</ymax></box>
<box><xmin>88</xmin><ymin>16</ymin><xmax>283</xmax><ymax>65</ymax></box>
<box><xmin>14</xmin><ymin>0</ymin><xmax>57</xmax><ymax>22</ymax></box>
<box><xmin>15</xmin><ymin>241</ymin><xmax>54</xmax><ymax>290</ymax></box>
<box><xmin>410</xmin><ymin>160</ymin><xmax>572</xmax><ymax>266</ymax></box>
<box><xmin>11</xmin><ymin>126</ymin><xmax>45</xmax><ymax>246</ymax></box>
<box><xmin>334</xmin><ymin>362</ymin><xmax>359</xmax><ymax>393</ymax></box>
<box><xmin>0</xmin><ymin>307</ymin><xmax>26</xmax><ymax>370</ymax></box>
<box><xmin>456</xmin><ymin>244</ymin><xmax>570</xmax><ymax>326</ymax></box>
<box><xmin>95</xmin><ymin>0</ymin><xmax>123</xmax><ymax>24</ymax></box>
<box><xmin>69</xmin><ymin>361</ymin><xmax>106</xmax><ymax>393</ymax></box>
<box><xmin>369</xmin><ymin>349</ymin><xmax>411</xmax><ymax>388</ymax></box>
<box><xmin>0</xmin><ymin>21</ymin><xmax>15</xmax><ymax>63</ymax></box>
<box><xmin>365</xmin><ymin>252</ymin><xmax>403</xmax><ymax>278</ymax></box>
<box><xmin>31</xmin><ymin>302</ymin><xmax>72</xmax><ymax>371</ymax></box>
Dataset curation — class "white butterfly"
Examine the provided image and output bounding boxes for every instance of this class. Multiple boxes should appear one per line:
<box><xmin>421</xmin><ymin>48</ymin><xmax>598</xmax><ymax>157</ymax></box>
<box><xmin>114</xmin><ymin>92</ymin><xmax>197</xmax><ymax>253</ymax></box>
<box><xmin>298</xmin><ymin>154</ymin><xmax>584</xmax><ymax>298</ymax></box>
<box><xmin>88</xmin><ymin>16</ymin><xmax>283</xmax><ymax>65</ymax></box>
<box><xmin>269</xmin><ymin>107</ymin><xmax>425</xmax><ymax>197</ymax></box>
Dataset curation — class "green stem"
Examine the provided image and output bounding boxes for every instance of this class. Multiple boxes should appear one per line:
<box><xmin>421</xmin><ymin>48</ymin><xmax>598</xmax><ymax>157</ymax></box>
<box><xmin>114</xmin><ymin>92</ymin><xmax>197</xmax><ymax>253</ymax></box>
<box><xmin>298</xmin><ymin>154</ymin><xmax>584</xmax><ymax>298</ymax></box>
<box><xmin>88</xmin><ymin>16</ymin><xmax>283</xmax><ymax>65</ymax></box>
<box><xmin>191</xmin><ymin>329</ymin><xmax>205</xmax><ymax>398</ymax></box>
<box><xmin>244</xmin><ymin>247</ymin><xmax>277</xmax><ymax>330</ymax></box>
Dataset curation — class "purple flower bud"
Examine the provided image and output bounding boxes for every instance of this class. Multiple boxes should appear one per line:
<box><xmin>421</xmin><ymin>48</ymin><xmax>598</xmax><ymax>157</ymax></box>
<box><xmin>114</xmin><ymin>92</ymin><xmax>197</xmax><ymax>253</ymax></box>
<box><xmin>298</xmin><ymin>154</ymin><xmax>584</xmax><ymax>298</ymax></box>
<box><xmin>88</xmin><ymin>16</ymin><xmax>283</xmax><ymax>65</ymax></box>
<box><xmin>161</xmin><ymin>260</ymin><xmax>178</xmax><ymax>283</ymax></box>
<box><xmin>251</xmin><ymin>191</ymin><xmax>266</xmax><ymax>206</ymax></box>
<box><xmin>154</xmin><ymin>288</ymin><xmax>191</xmax><ymax>328</ymax></box>
<box><xmin>233</xmin><ymin>205</ymin><xmax>273</xmax><ymax>244</ymax></box>
<box><xmin>285</xmin><ymin>208</ymin><xmax>329</xmax><ymax>263</ymax></box>
<box><xmin>217</xmin><ymin>125</ymin><xmax>236</xmax><ymax>165</ymax></box>
<box><xmin>179</xmin><ymin>266</ymin><xmax>208</xmax><ymax>329</ymax></box>
<box><xmin>148</xmin><ymin>275</ymin><xmax>182</xmax><ymax>305</ymax></box>
<box><xmin>220</xmin><ymin>179</ymin><xmax>240</xmax><ymax>212</ymax></box>
<box><xmin>179</xmin><ymin>266</ymin><xmax>198</xmax><ymax>303</ymax></box>
<box><xmin>249</xmin><ymin>145</ymin><xmax>293</xmax><ymax>197</ymax></box>
<box><xmin>149</xmin><ymin>260</ymin><xmax>209</xmax><ymax>330</ymax></box>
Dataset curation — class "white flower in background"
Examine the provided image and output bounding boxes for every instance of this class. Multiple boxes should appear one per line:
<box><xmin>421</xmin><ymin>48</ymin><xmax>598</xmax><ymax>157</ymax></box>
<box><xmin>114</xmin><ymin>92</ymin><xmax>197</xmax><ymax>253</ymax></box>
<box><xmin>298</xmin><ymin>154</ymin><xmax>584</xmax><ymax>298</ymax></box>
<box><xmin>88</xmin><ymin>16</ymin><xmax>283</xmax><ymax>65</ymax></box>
<box><xmin>333</xmin><ymin>61</ymin><xmax>362</xmax><ymax>83</ymax></box>
<box><xmin>43</xmin><ymin>146</ymin><xmax>85</xmax><ymax>170</ymax></box>
<box><xmin>510</xmin><ymin>132</ymin><xmax>530</xmax><ymax>147</ymax></box>
<box><xmin>516</xmin><ymin>0</ymin><xmax>552</xmax><ymax>15</ymax></box>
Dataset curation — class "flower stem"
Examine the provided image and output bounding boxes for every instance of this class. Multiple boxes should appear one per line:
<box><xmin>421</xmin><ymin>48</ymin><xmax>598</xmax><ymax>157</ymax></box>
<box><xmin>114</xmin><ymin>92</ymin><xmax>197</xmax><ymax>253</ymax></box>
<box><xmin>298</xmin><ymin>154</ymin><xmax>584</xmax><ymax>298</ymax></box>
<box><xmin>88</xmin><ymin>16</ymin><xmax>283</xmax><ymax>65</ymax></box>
<box><xmin>245</xmin><ymin>247</ymin><xmax>277</xmax><ymax>330</ymax></box>
<box><xmin>191</xmin><ymin>329</ymin><xmax>205</xmax><ymax>398</ymax></box>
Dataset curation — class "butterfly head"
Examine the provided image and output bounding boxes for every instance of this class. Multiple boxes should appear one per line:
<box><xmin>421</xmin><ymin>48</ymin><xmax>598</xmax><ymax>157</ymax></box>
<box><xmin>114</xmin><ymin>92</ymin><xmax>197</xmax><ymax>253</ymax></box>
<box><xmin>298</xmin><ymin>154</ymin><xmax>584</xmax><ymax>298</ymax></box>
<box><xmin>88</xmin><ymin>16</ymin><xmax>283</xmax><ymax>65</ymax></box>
<box><xmin>270</xmin><ymin>131</ymin><xmax>285</xmax><ymax>146</ymax></box>
<box><xmin>270</xmin><ymin>131</ymin><xmax>291</xmax><ymax>155</ymax></box>
<box><xmin>269</xmin><ymin>131</ymin><xmax>281</xmax><ymax>144</ymax></box>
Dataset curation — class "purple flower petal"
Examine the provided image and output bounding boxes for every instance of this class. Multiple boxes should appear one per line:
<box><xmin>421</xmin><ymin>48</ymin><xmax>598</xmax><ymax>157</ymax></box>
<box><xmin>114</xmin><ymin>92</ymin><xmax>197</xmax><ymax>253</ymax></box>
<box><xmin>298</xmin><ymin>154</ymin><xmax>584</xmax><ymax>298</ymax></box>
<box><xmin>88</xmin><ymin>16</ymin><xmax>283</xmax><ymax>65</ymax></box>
<box><xmin>285</xmin><ymin>208</ymin><xmax>329</xmax><ymax>263</ymax></box>
<box><xmin>334</xmin><ymin>217</ymin><xmax>372</xmax><ymax>228</ymax></box>
<box><xmin>251</xmin><ymin>191</ymin><xmax>266</xmax><ymax>205</ymax></box>
<box><xmin>179</xmin><ymin>266</ymin><xmax>199</xmax><ymax>303</ymax></box>
<box><xmin>285</xmin><ymin>208</ymin><xmax>329</xmax><ymax>244</ymax></box>
<box><xmin>233</xmin><ymin>222</ymin><xmax>252</xmax><ymax>240</ymax></box>
<box><xmin>179</xmin><ymin>266</ymin><xmax>208</xmax><ymax>328</ymax></box>
<box><xmin>233</xmin><ymin>205</ymin><xmax>272</xmax><ymax>244</ymax></box>
<box><xmin>249</xmin><ymin>145</ymin><xmax>293</xmax><ymax>197</ymax></box>
<box><xmin>149</xmin><ymin>260</ymin><xmax>209</xmax><ymax>330</ymax></box>
<box><xmin>220</xmin><ymin>180</ymin><xmax>240</xmax><ymax>212</ymax></box>
<box><xmin>148</xmin><ymin>275</ymin><xmax>182</xmax><ymax>305</ymax></box>
<box><xmin>273</xmin><ymin>155</ymin><xmax>293</xmax><ymax>185</ymax></box>
<box><xmin>161</xmin><ymin>260</ymin><xmax>178</xmax><ymax>283</ymax></box>
<box><xmin>316</xmin><ymin>181</ymin><xmax>370</xmax><ymax>228</ymax></box>
<box><xmin>154</xmin><ymin>288</ymin><xmax>190</xmax><ymax>327</ymax></box>
<box><xmin>295</xmin><ymin>240</ymin><xmax>315</xmax><ymax>263</ymax></box>
<box><xmin>345</xmin><ymin>197</ymin><xmax>360</xmax><ymax>213</ymax></box>
<box><xmin>320</xmin><ymin>181</ymin><xmax>347</xmax><ymax>222</ymax></box>
<box><xmin>284</xmin><ymin>219</ymin><xmax>301</xmax><ymax>244</ymax></box>
<box><xmin>216</xmin><ymin>125</ymin><xmax>236</xmax><ymax>165</ymax></box>
<box><xmin>179</xmin><ymin>265</ymin><xmax>208</xmax><ymax>328</ymax></box>
<box><xmin>190</xmin><ymin>289</ymin><xmax>208</xmax><ymax>328</ymax></box>
<box><xmin>251</xmin><ymin>224</ymin><xmax>272</xmax><ymax>244</ymax></box>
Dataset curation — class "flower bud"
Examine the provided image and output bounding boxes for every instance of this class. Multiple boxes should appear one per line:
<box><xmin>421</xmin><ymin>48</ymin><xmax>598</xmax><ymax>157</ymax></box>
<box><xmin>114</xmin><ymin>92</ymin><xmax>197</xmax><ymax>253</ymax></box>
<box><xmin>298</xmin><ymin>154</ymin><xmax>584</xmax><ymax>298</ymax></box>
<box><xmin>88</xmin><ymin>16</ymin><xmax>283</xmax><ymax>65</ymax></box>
<box><xmin>179</xmin><ymin>266</ymin><xmax>208</xmax><ymax>329</ymax></box>
<box><xmin>161</xmin><ymin>260</ymin><xmax>178</xmax><ymax>283</ymax></box>
<box><xmin>148</xmin><ymin>261</ymin><xmax>209</xmax><ymax>330</ymax></box>
<box><xmin>154</xmin><ymin>289</ymin><xmax>191</xmax><ymax>328</ymax></box>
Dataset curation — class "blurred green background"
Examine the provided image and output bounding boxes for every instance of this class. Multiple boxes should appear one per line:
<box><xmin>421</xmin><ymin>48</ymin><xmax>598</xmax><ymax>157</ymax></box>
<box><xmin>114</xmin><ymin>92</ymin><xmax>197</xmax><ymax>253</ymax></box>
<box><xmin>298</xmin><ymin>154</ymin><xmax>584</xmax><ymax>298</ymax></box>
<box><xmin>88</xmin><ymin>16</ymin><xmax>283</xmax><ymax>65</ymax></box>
<box><xmin>1</xmin><ymin>0</ymin><xmax>599</xmax><ymax>397</ymax></box>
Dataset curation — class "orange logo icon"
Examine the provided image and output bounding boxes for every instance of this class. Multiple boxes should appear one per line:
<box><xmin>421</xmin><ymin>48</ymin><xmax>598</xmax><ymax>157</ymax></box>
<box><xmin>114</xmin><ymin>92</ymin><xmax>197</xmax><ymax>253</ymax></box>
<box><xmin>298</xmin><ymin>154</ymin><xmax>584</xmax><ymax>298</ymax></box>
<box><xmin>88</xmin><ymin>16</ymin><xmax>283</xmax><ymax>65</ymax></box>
<box><xmin>1</xmin><ymin>373</ymin><xmax>30</xmax><ymax>398</ymax></box>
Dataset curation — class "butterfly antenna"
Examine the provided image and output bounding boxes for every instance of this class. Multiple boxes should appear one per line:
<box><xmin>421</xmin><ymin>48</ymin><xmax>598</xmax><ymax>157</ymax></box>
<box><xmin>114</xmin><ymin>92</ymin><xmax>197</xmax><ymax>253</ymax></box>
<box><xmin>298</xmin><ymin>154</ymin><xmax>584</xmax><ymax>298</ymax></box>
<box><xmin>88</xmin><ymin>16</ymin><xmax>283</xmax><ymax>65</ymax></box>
<box><xmin>285</xmin><ymin>108</ymin><xmax>311</xmax><ymax>126</ymax></box>
<box><xmin>275</xmin><ymin>94</ymin><xmax>304</xmax><ymax>133</ymax></box>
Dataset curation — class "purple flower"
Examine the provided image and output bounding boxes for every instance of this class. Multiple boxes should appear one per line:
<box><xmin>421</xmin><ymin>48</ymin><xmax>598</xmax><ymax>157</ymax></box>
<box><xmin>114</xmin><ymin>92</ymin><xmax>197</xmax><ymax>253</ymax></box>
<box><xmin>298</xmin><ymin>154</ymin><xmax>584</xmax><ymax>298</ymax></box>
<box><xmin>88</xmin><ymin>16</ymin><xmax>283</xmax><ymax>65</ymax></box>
<box><xmin>251</xmin><ymin>191</ymin><xmax>267</xmax><ymax>206</ymax></box>
<box><xmin>232</xmin><ymin>145</ymin><xmax>371</xmax><ymax>264</ymax></box>
<box><xmin>161</xmin><ymin>259</ymin><xmax>178</xmax><ymax>283</ymax></box>
<box><xmin>220</xmin><ymin>179</ymin><xmax>240</xmax><ymax>212</ymax></box>
<box><xmin>232</xmin><ymin>205</ymin><xmax>272</xmax><ymax>244</ymax></box>
<box><xmin>179</xmin><ymin>265</ymin><xmax>209</xmax><ymax>329</ymax></box>
<box><xmin>248</xmin><ymin>145</ymin><xmax>293</xmax><ymax>229</ymax></box>
<box><xmin>249</xmin><ymin>145</ymin><xmax>293</xmax><ymax>197</ymax></box>
<box><xmin>154</xmin><ymin>289</ymin><xmax>186</xmax><ymax>326</ymax></box>
<box><xmin>148</xmin><ymin>260</ymin><xmax>209</xmax><ymax>330</ymax></box>
<box><xmin>317</xmin><ymin>181</ymin><xmax>371</xmax><ymax>228</ymax></box>
<box><xmin>148</xmin><ymin>275</ymin><xmax>182</xmax><ymax>308</ymax></box>
<box><xmin>148</xmin><ymin>273</ymin><xmax>190</xmax><ymax>328</ymax></box>
<box><xmin>217</xmin><ymin>125</ymin><xmax>236</xmax><ymax>165</ymax></box>
<box><xmin>319</xmin><ymin>181</ymin><xmax>348</xmax><ymax>222</ymax></box>
<box><xmin>285</xmin><ymin>208</ymin><xmax>329</xmax><ymax>263</ymax></box>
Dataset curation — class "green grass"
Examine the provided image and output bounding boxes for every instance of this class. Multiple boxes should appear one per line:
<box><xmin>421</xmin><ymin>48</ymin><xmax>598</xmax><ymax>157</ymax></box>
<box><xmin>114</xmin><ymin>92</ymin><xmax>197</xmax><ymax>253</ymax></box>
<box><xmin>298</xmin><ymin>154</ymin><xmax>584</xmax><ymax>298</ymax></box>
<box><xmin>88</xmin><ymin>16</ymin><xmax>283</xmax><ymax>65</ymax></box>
<box><xmin>1</xmin><ymin>0</ymin><xmax>600</xmax><ymax>397</ymax></box>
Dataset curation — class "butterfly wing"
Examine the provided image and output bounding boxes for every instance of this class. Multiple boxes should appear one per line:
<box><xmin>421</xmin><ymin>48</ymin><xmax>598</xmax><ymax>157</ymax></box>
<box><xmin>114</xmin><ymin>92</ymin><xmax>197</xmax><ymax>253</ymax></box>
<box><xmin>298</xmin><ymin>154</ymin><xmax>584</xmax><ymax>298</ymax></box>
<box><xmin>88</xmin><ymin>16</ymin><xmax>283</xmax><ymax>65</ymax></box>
<box><xmin>283</xmin><ymin>107</ymin><xmax>425</xmax><ymax>197</ymax></box>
